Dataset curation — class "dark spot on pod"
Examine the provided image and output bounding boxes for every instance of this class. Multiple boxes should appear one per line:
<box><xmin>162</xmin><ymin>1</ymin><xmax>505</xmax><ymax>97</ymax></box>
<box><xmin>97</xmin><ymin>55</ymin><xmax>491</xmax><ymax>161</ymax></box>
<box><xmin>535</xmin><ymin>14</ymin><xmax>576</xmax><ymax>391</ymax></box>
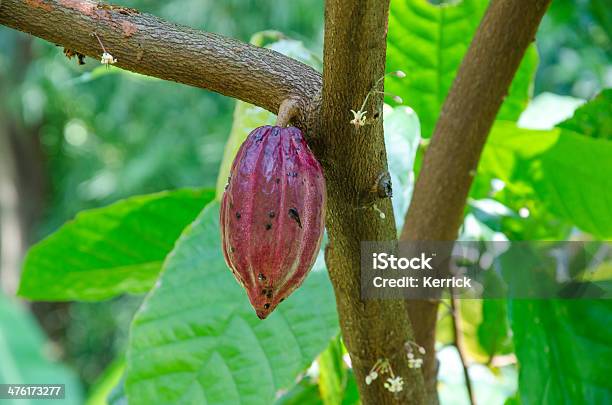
<box><xmin>264</xmin><ymin>303</ymin><xmax>270</xmax><ymax>309</ymax></box>
<box><xmin>258</xmin><ymin>273</ymin><xmax>266</xmax><ymax>281</ymax></box>
<box><xmin>288</xmin><ymin>208</ymin><xmax>302</xmax><ymax>228</ymax></box>
<box><xmin>255</xmin><ymin>133</ymin><xmax>264</xmax><ymax>142</ymax></box>
<box><xmin>276</xmin><ymin>178</ymin><xmax>281</xmax><ymax>184</ymax></box>
<box><xmin>261</xmin><ymin>289</ymin><xmax>267</xmax><ymax>295</ymax></box>
<box><xmin>229</xmin><ymin>246</ymin><xmax>235</xmax><ymax>253</ymax></box>
<box><xmin>288</xmin><ymin>172</ymin><xmax>298</xmax><ymax>178</ymax></box>
<box><xmin>229</xmin><ymin>202</ymin><xmax>234</xmax><ymax>209</ymax></box>
<box><xmin>236</xmin><ymin>212</ymin><xmax>241</xmax><ymax>219</ymax></box>
<box><xmin>269</xmin><ymin>211</ymin><xmax>275</xmax><ymax>218</ymax></box>
<box><xmin>266</xmin><ymin>292</ymin><xmax>273</xmax><ymax>299</ymax></box>
<box><xmin>265</xmin><ymin>223</ymin><xmax>272</xmax><ymax>230</ymax></box>
<box><xmin>280</xmin><ymin>298</ymin><xmax>285</xmax><ymax>303</ymax></box>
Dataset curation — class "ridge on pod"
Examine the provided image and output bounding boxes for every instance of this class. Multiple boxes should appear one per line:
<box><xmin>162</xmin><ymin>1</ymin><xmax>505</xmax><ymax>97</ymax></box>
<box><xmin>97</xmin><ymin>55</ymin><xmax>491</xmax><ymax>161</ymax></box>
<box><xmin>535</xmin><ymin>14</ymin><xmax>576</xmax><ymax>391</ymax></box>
<box><xmin>220</xmin><ymin>125</ymin><xmax>326</xmax><ymax>319</ymax></box>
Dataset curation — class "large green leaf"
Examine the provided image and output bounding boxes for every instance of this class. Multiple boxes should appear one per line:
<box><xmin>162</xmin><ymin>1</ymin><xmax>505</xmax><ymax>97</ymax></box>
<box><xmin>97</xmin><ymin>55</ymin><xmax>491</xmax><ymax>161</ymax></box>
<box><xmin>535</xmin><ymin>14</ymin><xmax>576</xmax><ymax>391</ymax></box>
<box><xmin>510</xmin><ymin>300</ymin><xmax>612</xmax><ymax>404</ymax></box>
<box><xmin>479</xmin><ymin>121</ymin><xmax>612</xmax><ymax>238</ymax></box>
<box><xmin>215</xmin><ymin>32</ymin><xmax>322</xmax><ymax>198</ymax></box>
<box><xmin>19</xmin><ymin>189</ymin><xmax>214</xmax><ymax>301</ymax></box>
<box><xmin>387</xmin><ymin>0</ymin><xmax>537</xmax><ymax>138</ymax></box>
<box><xmin>0</xmin><ymin>293</ymin><xmax>83</xmax><ymax>405</ymax></box>
<box><xmin>126</xmin><ymin>201</ymin><xmax>338</xmax><ymax>404</ymax></box>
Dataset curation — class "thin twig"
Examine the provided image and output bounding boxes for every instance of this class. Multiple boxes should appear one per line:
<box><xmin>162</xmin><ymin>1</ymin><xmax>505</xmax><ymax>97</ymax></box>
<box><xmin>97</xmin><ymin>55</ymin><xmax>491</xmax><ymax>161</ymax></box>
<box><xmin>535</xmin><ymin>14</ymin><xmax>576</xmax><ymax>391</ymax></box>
<box><xmin>450</xmin><ymin>293</ymin><xmax>476</xmax><ymax>405</ymax></box>
<box><xmin>92</xmin><ymin>32</ymin><xmax>107</xmax><ymax>53</ymax></box>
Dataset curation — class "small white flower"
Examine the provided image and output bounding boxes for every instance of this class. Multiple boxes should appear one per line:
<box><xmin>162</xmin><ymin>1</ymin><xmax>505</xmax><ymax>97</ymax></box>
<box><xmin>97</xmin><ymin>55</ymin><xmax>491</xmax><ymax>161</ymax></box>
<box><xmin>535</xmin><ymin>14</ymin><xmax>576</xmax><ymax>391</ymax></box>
<box><xmin>408</xmin><ymin>358</ymin><xmax>423</xmax><ymax>369</ymax></box>
<box><xmin>365</xmin><ymin>370</ymin><xmax>378</xmax><ymax>385</ymax></box>
<box><xmin>418</xmin><ymin>346</ymin><xmax>426</xmax><ymax>355</ymax></box>
<box><xmin>384</xmin><ymin>376</ymin><xmax>404</xmax><ymax>393</ymax></box>
<box><xmin>372</xmin><ymin>204</ymin><xmax>386</xmax><ymax>219</ymax></box>
<box><xmin>100</xmin><ymin>52</ymin><xmax>117</xmax><ymax>65</ymax></box>
<box><xmin>392</xmin><ymin>70</ymin><xmax>406</xmax><ymax>78</ymax></box>
<box><xmin>392</xmin><ymin>95</ymin><xmax>403</xmax><ymax>104</ymax></box>
<box><xmin>350</xmin><ymin>109</ymin><xmax>367</xmax><ymax>129</ymax></box>
<box><xmin>407</xmin><ymin>352</ymin><xmax>414</xmax><ymax>359</ymax></box>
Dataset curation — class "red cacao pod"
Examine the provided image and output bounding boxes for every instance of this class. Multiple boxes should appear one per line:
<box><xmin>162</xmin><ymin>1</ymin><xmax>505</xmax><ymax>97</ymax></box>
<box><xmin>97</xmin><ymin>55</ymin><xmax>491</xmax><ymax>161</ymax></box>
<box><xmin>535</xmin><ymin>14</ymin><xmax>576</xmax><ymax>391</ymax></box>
<box><xmin>220</xmin><ymin>125</ymin><xmax>326</xmax><ymax>319</ymax></box>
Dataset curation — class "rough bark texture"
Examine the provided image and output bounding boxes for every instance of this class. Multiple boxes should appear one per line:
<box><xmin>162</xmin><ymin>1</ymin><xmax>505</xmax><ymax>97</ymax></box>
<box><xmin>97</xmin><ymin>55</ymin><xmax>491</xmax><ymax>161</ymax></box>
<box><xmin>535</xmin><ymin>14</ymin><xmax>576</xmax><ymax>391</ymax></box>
<box><xmin>400</xmin><ymin>0</ymin><xmax>552</xmax><ymax>400</ymax></box>
<box><xmin>315</xmin><ymin>1</ymin><xmax>426</xmax><ymax>404</ymax></box>
<box><xmin>0</xmin><ymin>0</ymin><xmax>321</xmax><ymax>126</ymax></box>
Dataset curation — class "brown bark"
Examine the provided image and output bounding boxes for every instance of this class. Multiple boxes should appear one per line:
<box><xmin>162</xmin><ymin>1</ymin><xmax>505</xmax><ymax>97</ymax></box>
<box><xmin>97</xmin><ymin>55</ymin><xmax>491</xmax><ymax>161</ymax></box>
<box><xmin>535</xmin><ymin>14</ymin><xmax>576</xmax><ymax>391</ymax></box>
<box><xmin>0</xmin><ymin>0</ymin><xmax>321</xmax><ymax>126</ymax></box>
<box><xmin>1</xmin><ymin>0</ymin><xmax>427</xmax><ymax>403</ymax></box>
<box><xmin>400</xmin><ymin>0</ymin><xmax>552</xmax><ymax>400</ymax></box>
<box><xmin>315</xmin><ymin>1</ymin><xmax>426</xmax><ymax>403</ymax></box>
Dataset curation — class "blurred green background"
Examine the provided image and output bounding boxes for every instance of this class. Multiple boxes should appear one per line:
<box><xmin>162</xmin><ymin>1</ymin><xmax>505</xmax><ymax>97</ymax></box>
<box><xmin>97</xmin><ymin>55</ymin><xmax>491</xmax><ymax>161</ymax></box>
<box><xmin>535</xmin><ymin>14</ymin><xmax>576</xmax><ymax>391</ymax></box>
<box><xmin>0</xmin><ymin>0</ymin><xmax>609</xmax><ymax>403</ymax></box>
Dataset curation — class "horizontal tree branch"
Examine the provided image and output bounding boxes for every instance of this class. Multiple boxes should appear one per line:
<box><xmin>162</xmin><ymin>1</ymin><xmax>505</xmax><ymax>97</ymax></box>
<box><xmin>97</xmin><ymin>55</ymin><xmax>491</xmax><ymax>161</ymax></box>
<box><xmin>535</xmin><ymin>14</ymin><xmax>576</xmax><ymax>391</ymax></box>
<box><xmin>0</xmin><ymin>0</ymin><xmax>322</xmax><ymax>123</ymax></box>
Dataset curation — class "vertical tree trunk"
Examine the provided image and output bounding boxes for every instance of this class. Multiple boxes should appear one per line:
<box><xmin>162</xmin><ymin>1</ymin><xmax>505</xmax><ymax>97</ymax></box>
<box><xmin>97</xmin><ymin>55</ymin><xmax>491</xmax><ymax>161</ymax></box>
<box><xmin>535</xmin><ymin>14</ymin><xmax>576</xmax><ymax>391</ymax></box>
<box><xmin>401</xmin><ymin>0</ymin><xmax>552</xmax><ymax>400</ymax></box>
<box><xmin>315</xmin><ymin>1</ymin><xmax>426</xmax><ymax>403</ymax></box>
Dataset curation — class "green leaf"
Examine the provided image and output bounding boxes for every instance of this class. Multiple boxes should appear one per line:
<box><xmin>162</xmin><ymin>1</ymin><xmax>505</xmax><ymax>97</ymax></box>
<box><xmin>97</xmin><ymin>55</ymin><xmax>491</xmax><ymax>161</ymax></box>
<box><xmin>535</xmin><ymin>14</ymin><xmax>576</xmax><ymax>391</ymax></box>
<box><xmin>477</xmin><ymin>299</ymin><xmax>513</xmax><ymax>359</ymax></box>
<box><xmin>341</xmin><ymin>370</ymin><xmax>360</xmax><ymax>405</ymax></box>
<box><xmin>318</xmin><ymin>337</ymin><xmax>345</xmax><ymax>405</ymax></box>
<box><xmin>479</xmin><ymin>121</ymin><xmax>612</xmax><ymax>239</ymax></box>
<box><xmin>383</xmin><ymin>105</ymin><xmax>421</xmax><ymax>231</ymax></box>
<box><xmin>19</xmin><ymin>189</ymin><xmax>215</xmax><ymax>301</ymax></box>
<box><xmin>0</xmin><ymin>293</ymin><xmax>83</xmax><ymax>404</ymax></box>
<box><xmin>275</xmin><ymin>376</ymin><xmax>323</xmax><ymax>405</ymax></box>
<box><xmin>216</xmin><ymin>33</ymin><xmax>322</xmax><ymax>198</ymax></box>
<box><xmin>517</xmin><ymin>92</ymin><xmax>585</xmax><ymax>130</ymax></box>
<box><xmin>387</xmin><ymin>0</ymin><xmax>537</xmax><ymax>138</ymax></box>
<box><xmin>510</xmin><ymin>300</ymin><xmax>612</xmax><ymax>404</ymax></box>
<box><xmin>557</xmin><ymin>89</ymin><xmax>612</xmax><ymax>140</ymax></box>
<box><xmin>126</xmin><ymin>201</ymin><xmax>338</xmax><ymax>405</ymax></box>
